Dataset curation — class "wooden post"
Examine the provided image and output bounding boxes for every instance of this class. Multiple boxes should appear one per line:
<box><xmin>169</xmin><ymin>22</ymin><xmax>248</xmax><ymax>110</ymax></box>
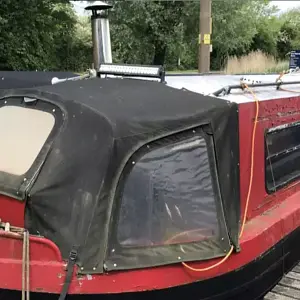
<box><xmin>198</xmin><ymin>0</ymin><xmax>212</xmax><ymax>73</ymax></box>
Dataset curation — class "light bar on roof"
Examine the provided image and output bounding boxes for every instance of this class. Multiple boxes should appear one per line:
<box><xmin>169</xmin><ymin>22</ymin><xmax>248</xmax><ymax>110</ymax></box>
<box><xmin>98</xmin><ymin>63</ymin><xmax>165</xmax><ymax>82</ymax></box>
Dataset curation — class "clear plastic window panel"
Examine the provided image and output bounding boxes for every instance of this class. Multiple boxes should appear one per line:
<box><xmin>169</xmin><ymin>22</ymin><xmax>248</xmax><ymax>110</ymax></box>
<box><xmin>117</xmin><ymin>137</ymin><xmax>219</xmax><ymax>247</ymax></box>
<box><xmin>0</xmin><ymin>106</ymin><xmax>55</xmax><ymax>176</ymax></box>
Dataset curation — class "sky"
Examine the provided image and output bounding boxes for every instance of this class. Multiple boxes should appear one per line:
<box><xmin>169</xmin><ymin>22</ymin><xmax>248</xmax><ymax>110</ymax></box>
<box><xmin>72</xmin><ymin>1</ymin><xmax>89</xmax><ymax>15</ymax></box>
<box><xmin>274</xmin><ymin>0</ymin><xmax>300</xmax><ymax>11</ymax></box>
<box><xmin>72</xmin><ymin>1</ymin><xmax>300</xmax><ymax>15</ymax></box>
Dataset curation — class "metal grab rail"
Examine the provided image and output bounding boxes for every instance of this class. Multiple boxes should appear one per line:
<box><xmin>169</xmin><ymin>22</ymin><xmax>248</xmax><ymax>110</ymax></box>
<box><xmin>51</xmin><ymin>69</ymin><xmax>97</xmax><ymax>85</ymax></box>
<box><xmin>213</xmin><ymin>80</ymin><xmax>300</xmax><ymax>97</ymax></box>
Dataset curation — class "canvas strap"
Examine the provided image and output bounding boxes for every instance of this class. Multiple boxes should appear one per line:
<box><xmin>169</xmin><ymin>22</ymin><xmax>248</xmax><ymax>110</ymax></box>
<box><xmin>58</xmin><ymin>246</ymin><xmax>78</xmax><ymax>300</ymax></box>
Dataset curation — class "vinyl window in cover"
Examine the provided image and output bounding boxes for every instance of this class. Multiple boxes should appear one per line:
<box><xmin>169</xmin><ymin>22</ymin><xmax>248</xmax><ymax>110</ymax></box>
<box><xmin>117</xmin><ymin>136</ymin><xmax>219</xmax><ymax>247</ymax></box>
<box><xmin>0</xmin><ymin>106</ymin><xmax>55</xmax><ymax>176</ymax></box>
<box><xmin>265</xmin><ymin>122</ymin><xmax>300</xmax><ymax>192</ymax></box>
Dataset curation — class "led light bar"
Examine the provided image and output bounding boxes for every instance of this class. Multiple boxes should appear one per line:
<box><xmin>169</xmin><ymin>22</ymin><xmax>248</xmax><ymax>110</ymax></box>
<box><xmin>98</xmin><ymin>63</ymin><xmax>166</xmax><ymax>83</ymax></box>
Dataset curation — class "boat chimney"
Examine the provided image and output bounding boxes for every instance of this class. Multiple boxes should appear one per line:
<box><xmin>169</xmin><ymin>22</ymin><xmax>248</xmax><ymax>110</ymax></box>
<box><xmin>85</xmin><ymin>1</ymin><xmax>113</xmax><ymax>71</ymax></box>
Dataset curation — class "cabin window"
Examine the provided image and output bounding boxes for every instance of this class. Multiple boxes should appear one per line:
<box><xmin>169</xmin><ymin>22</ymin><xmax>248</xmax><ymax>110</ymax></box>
<box><xmin>265</xmin><ymin>122</ymin><xmax>300</xmax><ymax>192</ymax></box>
<box><xmin>117</xmin><ymin>136</ymin><xmax>219</xmax><ymax>247</ymax></box>
<box><xmin>0</xmin><ymin>106</ymin><xmax>55</xmax><ymax>176</ymax></box>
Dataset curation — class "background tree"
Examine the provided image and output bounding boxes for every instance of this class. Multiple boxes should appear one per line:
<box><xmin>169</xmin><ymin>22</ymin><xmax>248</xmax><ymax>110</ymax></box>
<box><xmin>1</xmin><ymin>0</ymin><xmax>300</xmax><ymax>72</ymax></box>
<box><xmin>109</xmin><ymin>0</ymin><xmax>188</xmax><ymax>67</ymax></box>
<box><xmin>108</xmin><ymin>0</ymin><xmax>276</xmax><ymax>70</ymax></box>
<box><xmin>0</xmin><ymin>0</ymin><xmax>75</xmax><ymax>70</ymax></box>
<box><xmin>276</xmin><ymin>8</ymin><xmax>300</xmax><ymax>60</ymax></box>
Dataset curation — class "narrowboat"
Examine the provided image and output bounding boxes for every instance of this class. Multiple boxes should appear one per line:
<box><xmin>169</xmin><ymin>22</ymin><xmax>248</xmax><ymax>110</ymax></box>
<box><xmin>1</xmin><ymin>65</ymin><xmax>300</xmax><ymax>300</ymax></box>
<box><xmin>2</xmin><ymin>2</ymin><xmax>300</xmax><ymax>300</ymax></box>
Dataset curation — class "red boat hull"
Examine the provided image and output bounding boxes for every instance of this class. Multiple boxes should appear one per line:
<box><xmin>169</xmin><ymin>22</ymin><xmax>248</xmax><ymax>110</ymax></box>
<box><xmin>1</xmin><ymin>173</ymin><xmax>300</xmax><ymax>297</ymax></box>
<box><xmin>1</xmin><ymin>224</ymin><xmax>300</xmax><ymax>300</ymax></box>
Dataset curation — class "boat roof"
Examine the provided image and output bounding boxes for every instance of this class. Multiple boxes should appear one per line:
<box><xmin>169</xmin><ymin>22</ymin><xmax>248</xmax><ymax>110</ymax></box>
<box><xmin>165</xmin><ymin>73</ymin><xmax>300</xmax><ymax>103</ymax></box>
<box><xmin>2</xmin><ymin>70</ymin><xmax>300</xmax><ymax>104</ymax></box>
<box><xmin>19</xmin><ymin>76</ymin><xmax>232</xmax><ymax>139</ymax></box>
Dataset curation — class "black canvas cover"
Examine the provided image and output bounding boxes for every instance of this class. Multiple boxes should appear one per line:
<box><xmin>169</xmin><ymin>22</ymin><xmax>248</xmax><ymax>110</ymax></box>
<box><xmin>0</xmin><ymin>77</ymin><xmax>240</xmax><ymax>273</ymax></box>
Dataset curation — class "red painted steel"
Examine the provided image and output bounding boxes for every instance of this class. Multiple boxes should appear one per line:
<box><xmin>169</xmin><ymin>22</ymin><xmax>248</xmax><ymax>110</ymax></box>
<box><xmin>239</xmin><ymin>96</ymin><xmax>300</xmax><ymax>222</ymax></box>
<box><xmin>1</xmin><ymin>96</ymin><xmax>300</xmax><ymax>294</ymax></box>
<box><xmin>0</xmin><ymin>195</ymin><xmax>25</xmax><ymax>228</ymax></box>
<box><xmin>1</xmin><ymin>192</ymin><xmax>300</xmax><ymax>294</ymax></box>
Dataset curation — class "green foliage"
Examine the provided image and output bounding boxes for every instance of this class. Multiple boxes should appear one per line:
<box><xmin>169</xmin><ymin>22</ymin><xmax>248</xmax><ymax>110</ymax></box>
<box><xmin>0</xmin><ymin>0</ymin><xmax>92</xmax><ymax>71</ymax></box>
<box><xmin>108</xmin><ymin>0</ymin><xmax>279</xmax><ymax>71</ymax></box>
<box><xmin>1</xmin><ymin>0</ymin><xmax>300</xmax><ymax>72</ymax></box>
<box><xmin>248</xmin><ymin>3</ymin><xmax>280</xmax><ymax>57</ymax></box>
<box><xmin>0</xmin><ymin>0</ymin><xmax>71</xmax><ymax>70</ymax></box>
<box><xmin>109</xmin><ymin>0</ymin><xmax>188</xmax><ymax>67</ymax></box>
<box><xmin>275</xmin><ymin>8</ymin><xmax>300</xmax><ymax>60</ymax></box>
<box><xmin>60</xmin><ymin>14</ymin><xmax>93</xmax><ymax>72</ymax></box>
<box><xmin>210</xmin><ymin>0</ymin><xmax>278</xmax><ymax>69</ymax></box>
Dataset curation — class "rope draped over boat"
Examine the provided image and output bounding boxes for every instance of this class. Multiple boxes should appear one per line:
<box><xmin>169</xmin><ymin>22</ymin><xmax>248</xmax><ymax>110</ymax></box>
<box><xmin>181</xmin><ymin>81</ymin><xmax>260</xmax><ymax>272</ymax></box>
<box><xmin>22</xmin><ymin>230</ymin><xmax>30</xmax><ymax>300</ymax></box>
<box><xmin>0</xmin><ymin>220</ymin><xmax>30</xmax><ymax>300</ymax></box>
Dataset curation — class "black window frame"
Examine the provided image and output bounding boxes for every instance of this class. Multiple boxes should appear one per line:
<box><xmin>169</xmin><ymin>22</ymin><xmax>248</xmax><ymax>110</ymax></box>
<box><xmin>0</xmin><ymin>96</ymin><xmax>64</xmax><ymax>201</ymax></box>
<box><xmin>104</xmin><ymin>125</ymin><xmax>231</xmax><ymax>272</ymax></box>
<box><xmin>265</xmin><ymin>121</ymin><xmax>300</xmax><ymax>194</ymax></box>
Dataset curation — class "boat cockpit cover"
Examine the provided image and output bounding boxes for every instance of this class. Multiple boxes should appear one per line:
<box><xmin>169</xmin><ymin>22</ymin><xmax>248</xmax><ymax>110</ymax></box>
<box><xmin>0</xmin><ymin>78</ymin><xmax>240</xmax><ymax>273</ymax></box>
